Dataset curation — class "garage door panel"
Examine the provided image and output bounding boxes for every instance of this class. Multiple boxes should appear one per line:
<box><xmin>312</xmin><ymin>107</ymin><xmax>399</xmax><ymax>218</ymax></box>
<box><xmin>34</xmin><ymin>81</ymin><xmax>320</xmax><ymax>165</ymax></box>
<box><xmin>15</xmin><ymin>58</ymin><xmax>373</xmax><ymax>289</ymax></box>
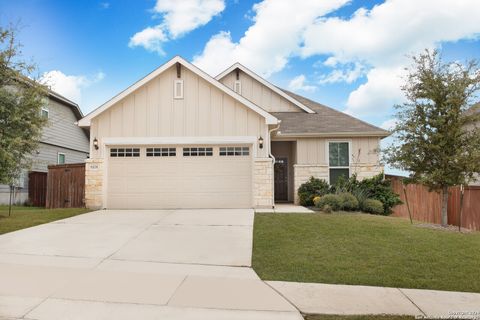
<box><xmin>107</xmin><ymin>145</ymin><xmax>252</xmax><ymax>209</ymax></box>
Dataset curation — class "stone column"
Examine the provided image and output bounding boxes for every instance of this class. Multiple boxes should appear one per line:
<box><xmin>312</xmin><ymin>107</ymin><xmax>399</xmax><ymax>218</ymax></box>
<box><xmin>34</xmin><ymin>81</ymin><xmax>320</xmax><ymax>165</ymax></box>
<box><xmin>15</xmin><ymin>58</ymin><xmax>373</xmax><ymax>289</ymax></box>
<box><xmin>85</xmin><ymin>158</ymin><xmax>104</xmax><ymax>209</ymax></box>
<box><xmin>253</xmin><ymin>158</ymin><xmax>273</xmax><ymax>208</ymax></box>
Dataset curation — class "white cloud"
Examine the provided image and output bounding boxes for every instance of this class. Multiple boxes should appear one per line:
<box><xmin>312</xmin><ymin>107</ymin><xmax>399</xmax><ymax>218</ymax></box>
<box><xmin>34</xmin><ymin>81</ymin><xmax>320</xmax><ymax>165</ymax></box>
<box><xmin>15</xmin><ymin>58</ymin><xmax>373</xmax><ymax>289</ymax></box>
<box><xmin>40</xmin><ymin>71</ymin><xmax>105</xmax><ymax>104</ymax></box>
<box><xmin>129</xmin><ymin>26</ymin><xmax>168</xmax><ymax>54</ymax></box>
<box><xmin>380</xmin><ymin>118</ymin><xmax>397</xmax><ymax>131</ymax></box>
<box><xmin>345</xmin><ymin>66</ymin><xmax>406</xmax><ymax>116</ymax></box>
<box><xmin>288</xmin><ymin>74</ymin><xmax>316</xmax><ymax>92</ymax></box>
<box><xmin>193</xmin><ymin>0</ymin><xmax>350</xmax><ymax>77</ymax></box>
<box><xmin>100</xmin><ymin>2</ymin><xmax>110</xmax><ymax>9</ymax></box>
<box><xmin>300</xmin><ymin>0</ymin><xmax>480</xmax><ymax>116</ymax></box>
<box><xmin>318</xmin><ymin>62</ymin><xmax>364</xmax><ymax>85</ymax></box>
<box><xmin>129</xmin><ymin>0</ymin><xmax>225</xmax><ymax>54</ymax></box>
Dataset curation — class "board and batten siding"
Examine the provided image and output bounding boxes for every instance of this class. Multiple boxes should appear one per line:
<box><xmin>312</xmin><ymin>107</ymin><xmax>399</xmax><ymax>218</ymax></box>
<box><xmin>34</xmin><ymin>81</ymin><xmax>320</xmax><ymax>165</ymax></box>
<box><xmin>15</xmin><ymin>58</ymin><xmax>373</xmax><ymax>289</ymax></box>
<box><xmin>220</xmin><ymin>70</ymin><xmax>301</xmax><ymax>113</ymax></box>
<box><xmin>296</xmin><ymin>137</ymin><xmax>381</xmax><ymax>165</ymax></box>
<box><xmin>90</xmin><ymin>65</ymin><xmax>268</xmax><ymax>158</ymax></box>
<box><xmin>42</xmin><ymin>99</ymin><xmax>89</xmax><ymax>153</ymax></box>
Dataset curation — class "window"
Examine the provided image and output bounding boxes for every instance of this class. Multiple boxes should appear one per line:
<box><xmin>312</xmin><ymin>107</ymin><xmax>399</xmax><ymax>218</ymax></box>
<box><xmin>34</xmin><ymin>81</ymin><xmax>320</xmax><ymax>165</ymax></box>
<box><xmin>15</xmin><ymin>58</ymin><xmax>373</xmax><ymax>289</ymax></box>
<box><xmin>57</xmin><ymin>153</ymin><xmax>65</xmax><ymax>164</ymax></box>
<box><xmin>234</xmin><ymin>80</ymin><xmax>242</xmax><ymax>94</ymax></box>
<box><xmin>41</xmin><ymin>107</ymin><xmax>49</xmax><ymax>118</ymax></box>
<box><xmin>219</xmin><ymin>146</ymin><xmax>249</xmax><ymax>156</ymax></box>
<box><xmin>328</xmin><ymin>142</ymin><xmax>349</xmax><ymax>185</ymax></box>
<box><xmin>183</xmin><ymin>147</ymin><xmax>213</xmax><ymax>157</ymax></box>
<box><xmin>146</xmin><ymin>148</ymin><xmax>176</xmax><ymax>157</ymax></box>
<box><xmin>110</xmin><ymin>148</ymin><xmax>140</xmax><ymax>157</ymax></box>
<box><xmin>174</xmin><ymin>79</ymin><xmax>184</xmax><ymax>99</ymax></box>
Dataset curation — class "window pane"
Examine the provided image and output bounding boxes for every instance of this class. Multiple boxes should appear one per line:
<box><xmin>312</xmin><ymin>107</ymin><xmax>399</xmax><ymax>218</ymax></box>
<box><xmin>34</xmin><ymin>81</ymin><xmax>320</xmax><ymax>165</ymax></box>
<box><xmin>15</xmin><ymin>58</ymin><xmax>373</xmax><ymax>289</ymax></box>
<box><xmin>330</xmin><ymin>168</ymin><xmax>349</xmax><ymax>186</ymax></box>
<box><xmin>329</xmin><ymin>142</ymin><xmax>349</xmax><ymax>167</ymax></box>
<box><xmin>338</xmin><ymin>143</ymin><xmax>349</xmax><ymax>166</ymax></box>
<box><xmin>58</xmin><ymin>154</ymin><xmax>65</xmax><ymax>164</ymax></box>
<box><xmin>329</xmin><ymin>142</ymin><xmax>339</xmax><ymax>166</ymax></box>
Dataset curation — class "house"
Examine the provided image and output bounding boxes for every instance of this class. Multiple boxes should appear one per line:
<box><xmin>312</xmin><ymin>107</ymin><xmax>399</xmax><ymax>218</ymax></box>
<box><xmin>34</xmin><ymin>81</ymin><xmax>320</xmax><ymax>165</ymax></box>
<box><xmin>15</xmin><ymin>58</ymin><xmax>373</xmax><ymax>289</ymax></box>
<box><xmin>78</xmin><ymin>56</ymin><xmax>388</xmax><ymax>209</ymax></box>
<box><xmin>465</xmin><ymin>103</ymin><xmax>480</xmax><ymax>186</ymax></box>
<box><xmin>0</xmin><ymin>90</ymin><xmax>90</xmax><ymax>205</ymax></box>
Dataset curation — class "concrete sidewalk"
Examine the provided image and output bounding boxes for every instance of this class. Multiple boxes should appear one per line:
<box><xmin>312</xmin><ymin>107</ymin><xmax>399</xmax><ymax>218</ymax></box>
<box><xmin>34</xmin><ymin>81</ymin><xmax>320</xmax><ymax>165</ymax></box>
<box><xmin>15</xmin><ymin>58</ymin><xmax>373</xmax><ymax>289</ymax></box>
<box><xmin>268</xmin><ymin>281</ymin><xmax>480</xmax><ymax>319</ymax></box>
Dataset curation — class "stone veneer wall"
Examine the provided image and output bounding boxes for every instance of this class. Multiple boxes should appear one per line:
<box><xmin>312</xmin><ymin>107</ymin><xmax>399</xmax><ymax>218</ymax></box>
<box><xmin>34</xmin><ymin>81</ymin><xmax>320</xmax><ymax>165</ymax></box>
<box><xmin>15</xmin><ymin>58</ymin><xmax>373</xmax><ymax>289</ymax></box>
<box><xmin>253</xmin><ymin>158</ymin><xmax>274</xmax><ymax>208</ymax></box>
<box><xmin>85</xmin><ymin>158</ymin><xmax>104</xmax><ymax>209</ymax></box>
<box><xmin>293</xmin><ymin>163</ymin><xmax>384</xmax><ymax>204</ymax></box>
<box><xmin>293</xmin><ymin>165</ymin><xmax>329</xmax><ymax>205</ymax></box>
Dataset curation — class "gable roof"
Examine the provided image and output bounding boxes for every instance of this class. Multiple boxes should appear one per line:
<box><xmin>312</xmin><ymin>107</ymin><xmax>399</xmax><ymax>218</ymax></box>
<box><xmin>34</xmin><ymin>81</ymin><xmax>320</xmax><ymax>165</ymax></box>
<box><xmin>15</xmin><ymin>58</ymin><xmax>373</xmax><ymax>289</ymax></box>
<box><xmin>215</xmin><ymin>63</ymin><xmax>315</xmax><ymax>114</ymax></box>
<box><xmin>272</xmin><ymin>90</ymin><xmax>390</xmax><ymax>137</ymax></box>
<box><xmin>78</xmin><ymin>56</ymin><xmax>278</xmax><ymax>127</ymax></box>
<box><xmin>48</xmin><ymin>89</ymin><xmax>84</xmax><ymax>120</ymax></box>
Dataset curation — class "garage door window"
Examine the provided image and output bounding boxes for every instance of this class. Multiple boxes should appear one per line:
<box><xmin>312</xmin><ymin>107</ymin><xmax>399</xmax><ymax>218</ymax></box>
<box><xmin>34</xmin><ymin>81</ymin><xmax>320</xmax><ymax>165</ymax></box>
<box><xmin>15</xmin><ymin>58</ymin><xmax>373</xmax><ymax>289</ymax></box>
<box><xmin>219</xmin><ymin>146</ymin><xmax>249</xmax><ymax>156</ymax></box>
<box><xmin>183</xmin><ymin>147</ymin><xmax>213</xmax><ymax>156</ymax></box>
<box><xmin>110</xmin><ymin>148</ymin><xmax>140</xmax><ymax>157</ymax></box>
<box><xmin>146</xmin><ymin>148</ymin><xmax>176</xmax><ymax>157</ymax></box>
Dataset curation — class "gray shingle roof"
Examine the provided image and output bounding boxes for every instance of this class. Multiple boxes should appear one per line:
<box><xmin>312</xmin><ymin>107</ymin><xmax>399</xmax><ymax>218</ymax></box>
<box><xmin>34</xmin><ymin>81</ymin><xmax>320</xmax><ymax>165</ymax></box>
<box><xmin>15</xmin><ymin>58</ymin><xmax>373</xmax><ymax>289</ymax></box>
<box><xmin>271</xmin><ymin>89</ymin><xmax>390</xmax><ymax>137</ymax></box>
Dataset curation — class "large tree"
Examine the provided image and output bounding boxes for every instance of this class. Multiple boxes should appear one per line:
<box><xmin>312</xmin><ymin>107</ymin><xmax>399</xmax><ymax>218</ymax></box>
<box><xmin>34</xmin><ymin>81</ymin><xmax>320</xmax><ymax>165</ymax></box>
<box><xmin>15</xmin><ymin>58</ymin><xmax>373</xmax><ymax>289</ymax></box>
<box><xmin>385</xmin><ymin>50</ymin><xmax>480</xmax><ymax>226</ymax></box>
<box><xmin>0</xmin><ymin>25</ymin><xmax>47</xmax><ymax>190</ymax></box>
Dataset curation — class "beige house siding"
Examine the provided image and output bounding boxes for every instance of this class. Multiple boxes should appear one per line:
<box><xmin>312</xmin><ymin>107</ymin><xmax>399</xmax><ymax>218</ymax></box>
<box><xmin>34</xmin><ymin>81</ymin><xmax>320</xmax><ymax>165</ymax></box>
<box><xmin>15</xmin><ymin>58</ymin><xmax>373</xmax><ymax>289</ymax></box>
<box><xmin>220</xmin><ymin>70</ymin><xmax>302</xmax><ymax>113</ymax></box>
<box><xmin>293</xmin><ymin>137</ymin><xmax>383</xmax><ymax>204</ymax></box>
<box><xmin>296</xmin><ymin>137</ymin><xmax>381</xmax><ymax>165</ymax></box>
<box><xmin>90</xmin><ymin>65</ymin><xmax>268</xmax><ymax>159</ymax></box>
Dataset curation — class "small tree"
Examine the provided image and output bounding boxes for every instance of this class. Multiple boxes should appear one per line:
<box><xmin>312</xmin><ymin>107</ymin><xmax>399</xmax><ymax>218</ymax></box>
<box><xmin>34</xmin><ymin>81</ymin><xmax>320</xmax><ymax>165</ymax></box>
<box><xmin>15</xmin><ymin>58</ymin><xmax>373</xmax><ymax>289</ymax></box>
<box><xmin>385</xmin><ymin>50</ymin><xmax>480</xmax><ymax>226</ymax></box>
<box><xmin>0</xmin><ymin>25</ymin><xmax>47</xmax><ymax>210</ymax></box>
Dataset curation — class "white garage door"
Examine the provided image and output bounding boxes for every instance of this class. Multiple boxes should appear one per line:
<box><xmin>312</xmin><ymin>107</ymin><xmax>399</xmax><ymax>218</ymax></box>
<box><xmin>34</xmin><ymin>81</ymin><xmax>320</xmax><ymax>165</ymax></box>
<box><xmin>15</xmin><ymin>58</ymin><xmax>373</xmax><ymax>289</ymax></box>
<box><xmin>106</xmin><ymin>145</ymin><xmax>252</xmax><ymax>209</ymax></box>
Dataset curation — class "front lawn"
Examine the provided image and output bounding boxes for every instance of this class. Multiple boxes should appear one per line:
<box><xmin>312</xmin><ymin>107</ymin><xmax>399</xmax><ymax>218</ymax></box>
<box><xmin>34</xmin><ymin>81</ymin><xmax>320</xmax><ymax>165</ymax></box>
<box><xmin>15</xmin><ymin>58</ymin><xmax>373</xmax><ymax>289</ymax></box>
<box><xmin>0</xmin><ymin>206</ymin><xmax>91</xmax><ymax>235</ymax></box>
<box><xmin>253</xmin><ymin>212</ymin><xmax>480</xmax><ymax>293</ymax></box>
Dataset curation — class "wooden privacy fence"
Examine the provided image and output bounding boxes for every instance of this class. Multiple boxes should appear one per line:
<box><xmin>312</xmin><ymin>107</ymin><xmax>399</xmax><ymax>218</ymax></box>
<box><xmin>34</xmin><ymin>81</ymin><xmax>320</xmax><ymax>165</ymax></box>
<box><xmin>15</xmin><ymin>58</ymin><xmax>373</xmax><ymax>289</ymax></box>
<box><xmin>28</xmin><ymin>172</ymin><xmax>47</xmax><ymax>207</ymax></box>
<box><xmin>46</xmin><ymin>163</ymin><xmax>85</xmax><ymax>209</ymax></box>
<box><xmin>387</xmin><ymin>174</ymin><xmax>480</xmax><ymax>231</ymax></box>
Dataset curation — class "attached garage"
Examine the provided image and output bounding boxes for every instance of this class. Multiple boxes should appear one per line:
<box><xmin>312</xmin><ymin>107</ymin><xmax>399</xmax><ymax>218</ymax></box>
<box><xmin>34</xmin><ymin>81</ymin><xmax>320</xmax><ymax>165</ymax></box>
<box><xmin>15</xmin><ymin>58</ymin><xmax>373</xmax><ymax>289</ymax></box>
<box><xmin>106</xmin><ymin>145</ymin><xmax>252</xmax><ymax>209</ymax></box>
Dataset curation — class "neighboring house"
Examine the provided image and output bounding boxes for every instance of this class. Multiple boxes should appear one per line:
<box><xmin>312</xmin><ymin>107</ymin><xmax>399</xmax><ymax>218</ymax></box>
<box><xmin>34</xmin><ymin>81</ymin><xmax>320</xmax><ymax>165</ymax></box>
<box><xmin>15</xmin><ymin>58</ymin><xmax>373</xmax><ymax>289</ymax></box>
<box><xmin>0</xmin><ymin>90</ymin><xmax>90</xmax><ymax>205</ymax></box>
<box><xmin>78</xmin><ymin>56</ymin><xmax>388</xmax><ymax>209</ymax></box>
<box><xmin>465</xmin><ymin>103</ymin><xmax>480</xmax><ymax>186</ymax></box>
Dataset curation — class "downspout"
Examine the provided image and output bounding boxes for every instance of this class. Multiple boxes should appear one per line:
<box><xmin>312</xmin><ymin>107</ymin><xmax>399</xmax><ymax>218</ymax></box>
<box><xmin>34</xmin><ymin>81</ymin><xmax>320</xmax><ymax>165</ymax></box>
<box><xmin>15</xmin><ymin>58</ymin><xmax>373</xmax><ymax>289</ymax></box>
<box><xmin>268</xmin><ymin>121</ymin><xmax>281</xmax><ymax>209</ymax></box>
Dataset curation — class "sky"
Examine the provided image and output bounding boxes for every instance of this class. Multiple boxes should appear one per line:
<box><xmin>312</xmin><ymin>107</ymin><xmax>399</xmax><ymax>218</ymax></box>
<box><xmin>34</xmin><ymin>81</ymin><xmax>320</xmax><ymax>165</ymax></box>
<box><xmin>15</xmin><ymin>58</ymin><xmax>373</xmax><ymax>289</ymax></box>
<box><xmin>1</xmin><ymin>0</ymin><xmax>480</xmax><ymax>159</ymax></box>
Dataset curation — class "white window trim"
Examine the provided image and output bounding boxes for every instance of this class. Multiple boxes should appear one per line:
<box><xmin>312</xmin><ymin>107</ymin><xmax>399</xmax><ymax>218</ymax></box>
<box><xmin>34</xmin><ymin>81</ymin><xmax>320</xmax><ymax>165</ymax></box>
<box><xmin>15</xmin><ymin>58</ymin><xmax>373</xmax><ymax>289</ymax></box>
<box><xmin>41</xmin><ymin>107</ymin><xmax>49</xmax><ymax>118</ymax></box>
<box><xmin>174</xmin><ymin>79</ymin><xmax>184</xmax><ymax>99</ymax></box>
<box><xmin>326</xmin><ymin>140</ymin><xmax>351</xmax><ymax>184</ymax></box>
<box><xmin>57</xmin><ymin>152</ymin><xmax>66</xmax><ymax>164</ymax></box>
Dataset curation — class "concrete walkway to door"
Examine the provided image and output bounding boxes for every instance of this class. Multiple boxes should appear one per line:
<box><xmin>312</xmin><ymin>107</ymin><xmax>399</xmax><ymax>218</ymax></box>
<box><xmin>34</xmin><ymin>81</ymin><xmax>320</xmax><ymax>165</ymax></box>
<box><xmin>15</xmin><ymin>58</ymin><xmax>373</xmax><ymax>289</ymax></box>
<box><xmin>0</xmin><ymin>209</ymin><xmax>301</xmax><ymax>320</ymax></box>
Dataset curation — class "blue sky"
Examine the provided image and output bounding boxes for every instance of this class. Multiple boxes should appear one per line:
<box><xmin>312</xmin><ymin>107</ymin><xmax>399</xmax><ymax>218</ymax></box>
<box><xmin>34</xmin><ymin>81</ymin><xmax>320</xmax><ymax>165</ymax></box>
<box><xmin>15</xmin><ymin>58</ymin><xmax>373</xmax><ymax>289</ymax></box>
<box><xmin>1</xmin><ymin>0</ymin><xmax>479</xmax><ymax>133</ymax></box>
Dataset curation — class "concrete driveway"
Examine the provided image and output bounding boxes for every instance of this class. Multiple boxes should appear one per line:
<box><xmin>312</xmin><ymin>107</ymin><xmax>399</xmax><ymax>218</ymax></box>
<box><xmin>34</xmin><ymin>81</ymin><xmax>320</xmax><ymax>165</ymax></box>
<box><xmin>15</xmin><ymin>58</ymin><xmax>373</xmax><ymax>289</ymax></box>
<box><xmin>0</xmin><ymin>209</ymin><xmax>301</xmax><ymax>320</ymax></box>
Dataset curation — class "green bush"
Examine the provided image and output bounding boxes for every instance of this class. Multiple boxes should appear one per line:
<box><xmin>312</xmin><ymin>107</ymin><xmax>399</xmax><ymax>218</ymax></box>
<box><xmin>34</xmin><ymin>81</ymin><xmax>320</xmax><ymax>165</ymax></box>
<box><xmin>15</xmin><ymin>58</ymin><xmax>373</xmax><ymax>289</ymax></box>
<box><xmin>338</xmin><ymin>192</ymin><xmax>359</xmax><ymax>211</ymax></box>
<box><xmin>322</xmin><ymin>204</ymin><xmax>333</xmax><ymax>213</ymax></box>
<box><xmin>358</xmin><ymin>174</ymin><xmax>402</xmax><ymax>215</ymax></box>
<box><xmin>363</xmin><ymin>198</ymin><xmax>384</xmax><ymax>215</ymax></box>
<box><xmin>315</xmin><ymin>194</ymin><xmax>342</xmax><ymax>211</ymax></box>
<box><xmin>331</xmin><ymin>173</ymin><xmax>402</xmax><ymax>215</ymax></box>
<box><xmin>298</xmin><ymin>177</ymin><xmax>330</xmax><ymax>206</ymax></box>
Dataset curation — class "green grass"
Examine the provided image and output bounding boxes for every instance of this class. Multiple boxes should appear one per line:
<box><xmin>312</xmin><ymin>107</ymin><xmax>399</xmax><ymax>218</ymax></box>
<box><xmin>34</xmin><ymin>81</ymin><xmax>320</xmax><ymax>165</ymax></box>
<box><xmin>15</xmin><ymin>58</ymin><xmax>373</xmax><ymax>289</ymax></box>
<box><xmin>304</xmin><ymin>315</ymin><xmax>414</xmax><ymax>320</ymax></box>
<box><xmin>253</xmin><ymin>212</ymin><xmax>480</xmax><ymax>293</ymax></box>
<box><xmin>0</xmin><ymin>206</ymin><xmax>91</xmax><ymax>235</ymax></box>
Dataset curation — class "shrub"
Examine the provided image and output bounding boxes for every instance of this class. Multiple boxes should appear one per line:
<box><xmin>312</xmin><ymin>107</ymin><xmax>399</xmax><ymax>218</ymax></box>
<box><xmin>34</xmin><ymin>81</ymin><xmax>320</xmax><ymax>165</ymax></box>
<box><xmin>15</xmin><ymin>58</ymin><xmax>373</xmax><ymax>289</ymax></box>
<box><xmin>298</xmin><ymin>177</ymin><xmax>330</xmax><ymax>206</ymax></box>
<box><xmin>358</xmin><ymin>173</ymin><xmax>402</xmax><ymax>215</ymax></box>
<box><xmin>338</xmin><ymin>192</ymin><xmax>359</xmax><ymax>211</ymax></box>
<box><xmin>322</xmin><ymin>204</ymin><xmax>333</xmax><ymax>213</ymax></box>
<box><xmin>363</xmin><ymin>198</ymin><xmax>384</xmax><ymax>215</ymax></box>
<box><xmin>315</xmin><ymin>194</ymin><xmax>342</xmax><ymax>211</ymax></box>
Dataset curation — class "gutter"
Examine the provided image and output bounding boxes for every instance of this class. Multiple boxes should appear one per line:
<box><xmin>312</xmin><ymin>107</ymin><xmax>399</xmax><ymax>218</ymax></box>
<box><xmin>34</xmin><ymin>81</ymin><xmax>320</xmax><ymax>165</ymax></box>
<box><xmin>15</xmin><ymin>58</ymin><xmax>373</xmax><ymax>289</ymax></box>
<box><xmin>276</xmin><ymin>131</ymin><xmax>390</xmax><ymax>138</ymax></box>
<box><xmin>268</xmin><ymin>121</ymin><xmax>281</xmax><ymax>209</ymax></box>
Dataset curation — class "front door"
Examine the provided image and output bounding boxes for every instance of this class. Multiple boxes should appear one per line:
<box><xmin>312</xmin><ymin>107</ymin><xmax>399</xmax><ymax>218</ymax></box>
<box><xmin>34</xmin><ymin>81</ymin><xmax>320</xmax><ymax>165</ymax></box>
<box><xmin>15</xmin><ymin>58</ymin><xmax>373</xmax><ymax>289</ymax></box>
<box><xmin>274</xmin><ymin>158</ymin><xmax>288</xmax><ymax>201</ymax></box>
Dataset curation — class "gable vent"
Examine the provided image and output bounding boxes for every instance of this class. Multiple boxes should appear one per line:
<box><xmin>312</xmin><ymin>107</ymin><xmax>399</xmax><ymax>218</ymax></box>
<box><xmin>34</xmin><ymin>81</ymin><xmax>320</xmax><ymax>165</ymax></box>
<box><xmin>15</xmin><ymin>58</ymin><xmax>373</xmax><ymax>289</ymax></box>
<box><xmin>174</xmin><ymin>79</ymin><xmax>184</xmax><ymax>99</ymax></box>
<box><xmin>234</xmin><ymin>80</ymin><xmax>242</xmax><ymax>94</ymax></box>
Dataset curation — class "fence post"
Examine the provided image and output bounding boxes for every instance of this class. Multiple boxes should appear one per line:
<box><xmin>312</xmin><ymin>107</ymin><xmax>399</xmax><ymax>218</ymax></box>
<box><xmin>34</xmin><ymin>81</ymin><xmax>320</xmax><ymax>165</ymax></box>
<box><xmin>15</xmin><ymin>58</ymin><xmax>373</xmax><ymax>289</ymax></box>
<box><xmin>403</xmin><ymin>183</ymin><xmax>413</xmax><ymax>225</ymax></box>
<box><xmin>458</xmin><ymin>185</ymin><xmax>464</xmax><ymax>232</ymax></box>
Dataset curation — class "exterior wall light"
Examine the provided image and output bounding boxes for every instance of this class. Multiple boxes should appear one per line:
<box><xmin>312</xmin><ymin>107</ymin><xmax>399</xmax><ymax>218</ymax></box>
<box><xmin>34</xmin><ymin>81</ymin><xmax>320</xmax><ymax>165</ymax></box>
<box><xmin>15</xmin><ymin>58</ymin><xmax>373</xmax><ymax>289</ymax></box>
<box><xmin>93</xmin><ymin>137</ymin><xmax>99</xmax><ymax>150</ymax></box>
<box><xmin>258</xmin><ymin>136</ymin><xmax>264</xmax><ymax>149</ymax></box>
